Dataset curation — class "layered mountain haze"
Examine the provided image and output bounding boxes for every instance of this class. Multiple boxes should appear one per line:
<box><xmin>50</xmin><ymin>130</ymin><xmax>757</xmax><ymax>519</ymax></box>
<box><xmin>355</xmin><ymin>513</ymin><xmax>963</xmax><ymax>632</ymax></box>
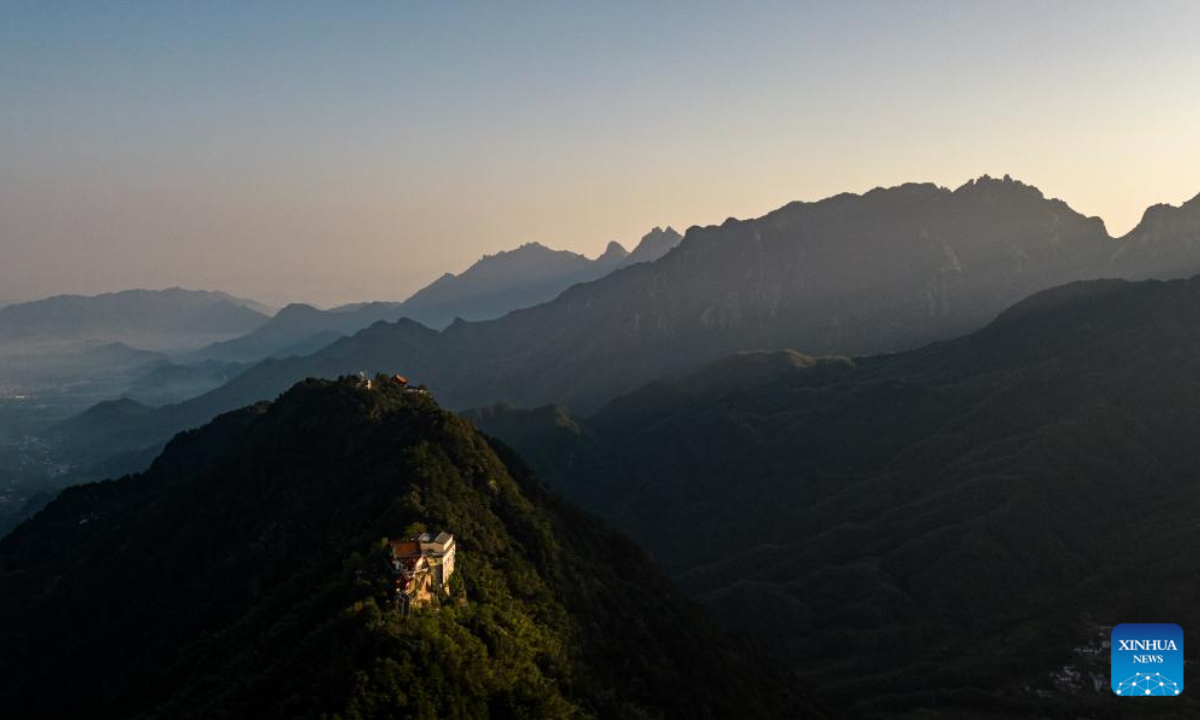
<box><xmin>392</xmin><ymin>226</ymin><xmax>682</xmax><ymax>330</ymax></box>
<box><xmin>190</xmin><ymin>228</ymin><xmax>681</xmax><ymax>363</ymax></box>
<box><xmin>398</xmin><ymin>241</ymin><xmax>626</xmax><ymax>331</ymax></box>
<box><xmin>0</xmin><ymin>288</ymin><xmax>271</xmax><ymax>353</ymax></box>
<box><xmin>13</xmin><ymin>5</ymin><xmax>1200</xmax><ymax>715</ymax></box>
<box><xmin>122</xmin><ymin>359</ymin><xmax>250</xmax><ymax>407</ymax></box>
<box><xmin>0</xmin><ymin>379</ymin><xmax>813</xmax><ymax>719</ymax></box>
<box><xmin>53</xmin><ymin>177</ymin><xmax>1200</xmax><ymax>479</ymax></box>
<box><xmin>0</xmin><ymin>342</ymin><xmax>169</xmax><ymax>424</ymax></box>
<box><xmin>193</xmin><ymin>302</ymin><xmax>407</xmax><ymax>363</ymax></box>
<box><xmin>470</xmin><ymin>275</ymin><xmax>1200</xmax><ymax>715</ymax></box>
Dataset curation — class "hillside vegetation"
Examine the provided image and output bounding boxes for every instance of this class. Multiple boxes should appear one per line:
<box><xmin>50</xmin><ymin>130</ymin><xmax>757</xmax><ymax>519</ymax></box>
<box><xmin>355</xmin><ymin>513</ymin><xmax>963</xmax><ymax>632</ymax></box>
<box><xmin>472</xmin><ymin>276</ymin><xmax>1200</xmax><ymax>717</ymax></box>
<box><xmin>0</xmin><ymin>380</ymin><xmax>813</xmax><ymax>719</ymax></box>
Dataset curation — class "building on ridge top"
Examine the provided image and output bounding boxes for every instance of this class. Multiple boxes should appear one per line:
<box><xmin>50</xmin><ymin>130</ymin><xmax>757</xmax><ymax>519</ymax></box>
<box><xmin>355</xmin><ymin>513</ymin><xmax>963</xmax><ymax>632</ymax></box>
<box><xmin>350</xmin><ymin>371</ymin><xmax>426</xmax><ymax>394</ymax></box>
<box><xmin>388</xmin><ymin>531</ymin><xmax>456</xmax><ymax>613</ymax></box>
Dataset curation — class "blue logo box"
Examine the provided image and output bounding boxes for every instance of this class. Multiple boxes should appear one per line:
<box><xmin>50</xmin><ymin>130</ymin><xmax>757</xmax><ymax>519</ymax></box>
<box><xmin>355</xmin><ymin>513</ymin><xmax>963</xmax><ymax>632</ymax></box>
<box><xmin>1111</xmin><ymin>623</ymin><xmax>1183</xmax><ymax>696</ymax></box>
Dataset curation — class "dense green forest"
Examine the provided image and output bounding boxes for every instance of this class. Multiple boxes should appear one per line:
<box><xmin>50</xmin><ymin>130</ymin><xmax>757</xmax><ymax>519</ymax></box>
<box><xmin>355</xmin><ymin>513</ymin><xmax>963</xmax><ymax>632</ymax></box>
<box><xmin>472</xmin><ymin>276</ymin><xmax>1200</xmax><ymax>718</ymax></box>
<box><xmin>0</xmin><ymin>379</ymin><xmax>816</xmax><ymax>719</ymax></box>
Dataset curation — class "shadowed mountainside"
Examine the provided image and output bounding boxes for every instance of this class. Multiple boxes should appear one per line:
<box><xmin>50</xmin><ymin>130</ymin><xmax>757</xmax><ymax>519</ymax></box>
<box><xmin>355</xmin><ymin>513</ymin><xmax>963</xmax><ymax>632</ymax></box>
<box><xmin>0</xmin><ymin>378</ymin><xmax>815</xmax><ymax>719</ymax></box>
<box><xmin>469</xmin><ymin>275</ymin><xmax>1200</xmax><ymax>717</ymax></box>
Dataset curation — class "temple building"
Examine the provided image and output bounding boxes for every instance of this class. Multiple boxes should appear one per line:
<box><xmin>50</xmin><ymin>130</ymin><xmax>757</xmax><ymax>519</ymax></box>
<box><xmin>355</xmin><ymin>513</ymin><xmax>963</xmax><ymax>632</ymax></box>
<box><xmin>388</xmin><ymin>531</ymin><xmax>456</xmax><ymax>613</ymax></box>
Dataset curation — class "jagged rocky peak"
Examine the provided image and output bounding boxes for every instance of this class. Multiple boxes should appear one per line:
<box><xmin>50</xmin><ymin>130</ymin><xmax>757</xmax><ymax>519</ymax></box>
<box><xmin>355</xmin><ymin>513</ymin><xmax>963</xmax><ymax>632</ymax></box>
<box><xmin>953</xmin><ymin>173</ymin><xmax>1048</xmax><ymax>202</ymax></box>
<box><xmin>642</xmin><ymin>225</ymin><xmax>681</xmax><ymax>241</ymax></box>
<box><xmin>634</xmin><ymin>225</ymin><xmax>681</xmax><ymax>248</ymax></box>
<box><xmin>486</xmin><ymin>241</ymin><xmax>558</xmax><ymax>260</ymax></box>
<box><xmin>603</xmin><ymin>227</ymin><xmax>682</xmax><ymax>267</ymax></box>
<box><xmin>861</xmin><ymin>181</ymin><xmax>945</xmax><ymax>200</ymax></box>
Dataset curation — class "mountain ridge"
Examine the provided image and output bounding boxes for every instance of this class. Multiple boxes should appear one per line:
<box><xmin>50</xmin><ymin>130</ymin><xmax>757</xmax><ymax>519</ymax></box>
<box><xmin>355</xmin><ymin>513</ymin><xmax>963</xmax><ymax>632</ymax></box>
<box><xmin>191</xmin><ymin>228</ymin><xmax>681</xmax><ymax>363</ymax></box>
<box><xmin>0</xmin><ymin>288</ymin><xmax>272</xmax><ymax>352</ymax></box>
<box><xmin>396</xmin><ymin>226</ymin><xmax>680</xmax><ymax>330</ymax></box>
<box><xmin>0</xmin><ymin>378</ymin><xmax>814</xmax><ymax>719</ymax></box>
<box><xmin>468</xmin><ymin>273</ymin><xmax>1200</xmax><ymax>715</ymax></box>
<box><xmin>53</xmin><ymin>177</ymin><xmax>1200</xmax><ymax>478</ymax></box>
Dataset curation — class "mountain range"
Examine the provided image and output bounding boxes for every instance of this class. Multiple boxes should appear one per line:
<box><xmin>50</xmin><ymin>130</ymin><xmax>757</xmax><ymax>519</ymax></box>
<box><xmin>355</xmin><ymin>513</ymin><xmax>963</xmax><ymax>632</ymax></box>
<box><xmin>192</xmin><ymin>227</ymin><xmax>682</xmax><ymax>363</ymax></box>
<box><xmin>470</xmin><ymin>274</ymin><xmax>1200</xmax><ymax>716</ymax></box>
<box><xmin>398</xmin><ymin>226</ymin><xmax>682</xmax><ymax>329</ymax></box>
<box><xmin>0</xmin><ymin>288</ymin><xmax>272</xmax><ymax>353</ymax></box>
<box><xmin>53</xmin><ymin>177</ymin><xmax>1200</xmax><ymax>475</ymax></box>
<box><xmin>192</xmin><ymin>302</ymin><xmax>407</xmax><ymax>363</ymax></box>
<box><xmin>0</xmin><ymin>378</ymin><xmax>813</xmax><ymax>719</ymax></box>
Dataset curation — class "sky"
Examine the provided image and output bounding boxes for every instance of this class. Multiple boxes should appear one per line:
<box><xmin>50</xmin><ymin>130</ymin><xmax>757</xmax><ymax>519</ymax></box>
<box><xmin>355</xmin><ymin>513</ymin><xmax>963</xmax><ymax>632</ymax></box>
<box><xmin>2</xmin><ymin>1</ymin><xmax>1200</xmax><ymax>308</ymax></box>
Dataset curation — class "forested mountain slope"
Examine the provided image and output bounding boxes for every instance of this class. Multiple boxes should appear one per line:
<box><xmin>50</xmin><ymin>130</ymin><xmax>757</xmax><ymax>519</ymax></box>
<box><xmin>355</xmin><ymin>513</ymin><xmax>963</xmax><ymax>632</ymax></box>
<box><xmin>0</xmin><ymin>379</ymin><xmax>812</xmax><ymax>719</ymax></box>
<box><xmin>471</xmin><ymin>275</ymin><xmax>1200</xmax><ymax>716</ymax></box>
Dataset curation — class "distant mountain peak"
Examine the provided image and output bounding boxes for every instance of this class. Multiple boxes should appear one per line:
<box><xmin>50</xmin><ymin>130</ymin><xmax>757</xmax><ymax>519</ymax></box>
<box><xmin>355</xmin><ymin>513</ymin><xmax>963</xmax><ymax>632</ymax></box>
<box><xmin>398</xmin><ymin>232</ymin><xmax>664</xmax><ymax>329</ymax></box>
<box><xmin>462</xmin><ymin>242</ymin><xmax>589</xmax><ymax>275</ymax></box>
<box><xmin>274</xmin><ymin>302</ymin><xmax>322</xmax><ymax>318</ymax></box>
<box><xmin>598</xmin><ymin>240</ymin><xmax>629</xmax><ymax>260</ymax></box>
<box><xmin>620</xmin><ymin>226</ymin><xmax>683</xmax><ymax>267</ymax></box>
<box><xmin>0</xmin><ymin>288</ymin><xmax>270</xmax><ymax>351</ymax></box>
<box><xmin>954</xmin><ymin>173</ymin><xmax>1046</xmax><ymax>201</ymax></box>
<box><xmin>1138</xmin><ymin>202</ymin><xmax>1176</xmax><ymax>224</ymax></box>
<box><xmin>513</xmin><ymin>241</ymin><xmax>552</xmax><ymax>252</ymax></box>
<box><xmin>642</xmin><ymin>225</ymin><xmax>681</xmax><ymax>241</ymax></box>
<box><xmin>1139</xmin><ymin>191</ymin><xmax>1200</xmax><ymax>222</ymax></box>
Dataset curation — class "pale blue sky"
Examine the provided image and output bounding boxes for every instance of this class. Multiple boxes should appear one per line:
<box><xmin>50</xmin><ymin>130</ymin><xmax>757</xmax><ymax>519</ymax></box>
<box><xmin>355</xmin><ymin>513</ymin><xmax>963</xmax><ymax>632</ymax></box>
<box><xmin>3</xmin><ymin>1</ymin><xmax>1199</xmax><ymax>306</ymax></box>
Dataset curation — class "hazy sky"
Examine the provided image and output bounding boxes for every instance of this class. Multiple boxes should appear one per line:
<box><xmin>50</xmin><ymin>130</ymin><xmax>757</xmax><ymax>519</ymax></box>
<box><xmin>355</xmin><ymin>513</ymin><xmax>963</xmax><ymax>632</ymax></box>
<box><xmin>3</xmin><ymin>1</ymin><xmax>1200</xmax><ymax>307</ymax></box>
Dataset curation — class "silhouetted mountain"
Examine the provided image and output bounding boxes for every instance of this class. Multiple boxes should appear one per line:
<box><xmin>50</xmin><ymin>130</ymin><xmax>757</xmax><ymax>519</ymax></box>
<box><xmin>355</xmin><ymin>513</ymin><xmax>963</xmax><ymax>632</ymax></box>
<box><xmin>122</xmin><ymin>358</ymin><xmax>250</xmax><ymax>406</ymax></box>
<box><xmin>0</xmin><ymin>379</ymin><xmax>813</xmax><ymax>719</ymax></box>
<box><xmin>56</xmin><ymin>178</ymin><xmax>1200</xmax><ymax>475</ymax></box>
<box><xmin>192</xmin><ymin>229</ymin><xmax>677</xmax><ymax>363</ymax></box>
<box><xmin>1109</xmin><ymin>190</ymin><xmax>1200</xmax><ymax>279</ymax></box>
<box><xmin>193</xmin><ymin>302</ymin><xmax>406</xmax><ymax>363</ymax></box>
<box><xmin>0</xmin><ymin>288</ymin><xmax>271</xmax><ymax>352</ymax></box>
<box><xmin>470</xmin><ymin>275</ymin><xmax>1200</xmax><ymax>716</ymax></box>
<box><xmin>398</xmin><ymin>240</ymin><xmax>631</xmax><ymax>330</ymax></box>
<box><xmin>49</xmin><ymin>396</ymin><xmax>158</xmax><ymax>465</ymax></box>
<box><xmin>617</xmin><ymin>226</ymin><xmax>682</xmax><ymax>267</ymax></box>
<box><xmin>281</xmin><ymin>176</ymin><xmax>1132</xmax><ymax>415</ymax></box>
<box><xmin>59</xmin><ymin>341</ymin><xmax>164</xmax><ymax>367</ymax></box>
